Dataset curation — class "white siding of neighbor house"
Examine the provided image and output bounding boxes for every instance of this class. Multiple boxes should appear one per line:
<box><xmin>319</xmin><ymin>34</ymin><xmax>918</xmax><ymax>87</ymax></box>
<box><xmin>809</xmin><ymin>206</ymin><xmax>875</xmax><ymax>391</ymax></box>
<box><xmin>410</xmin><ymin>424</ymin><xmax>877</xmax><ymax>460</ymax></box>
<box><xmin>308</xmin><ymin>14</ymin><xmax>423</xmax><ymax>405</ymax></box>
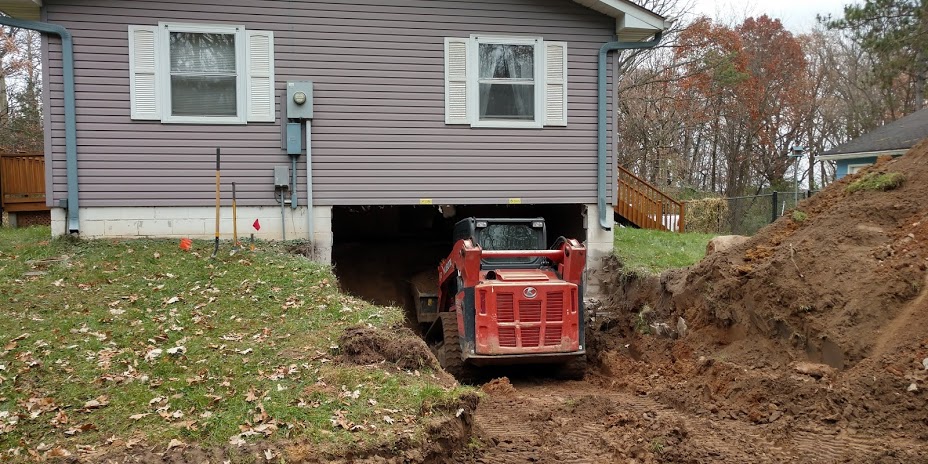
<box><xmin>43</xmin><ymin>0</ymin><xmax>617</xmax><ymax>207</ymax></box>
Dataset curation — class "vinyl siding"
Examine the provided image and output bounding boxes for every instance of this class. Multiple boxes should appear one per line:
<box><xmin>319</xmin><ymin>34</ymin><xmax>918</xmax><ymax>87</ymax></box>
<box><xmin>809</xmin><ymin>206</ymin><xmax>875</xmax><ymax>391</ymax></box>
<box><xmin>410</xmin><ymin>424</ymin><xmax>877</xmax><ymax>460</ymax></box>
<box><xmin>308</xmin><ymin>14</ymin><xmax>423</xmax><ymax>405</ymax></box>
<box><xmin>43</xmin><ymin>0</ymin><xmax>616</xmax><ymax>207</ymax></box>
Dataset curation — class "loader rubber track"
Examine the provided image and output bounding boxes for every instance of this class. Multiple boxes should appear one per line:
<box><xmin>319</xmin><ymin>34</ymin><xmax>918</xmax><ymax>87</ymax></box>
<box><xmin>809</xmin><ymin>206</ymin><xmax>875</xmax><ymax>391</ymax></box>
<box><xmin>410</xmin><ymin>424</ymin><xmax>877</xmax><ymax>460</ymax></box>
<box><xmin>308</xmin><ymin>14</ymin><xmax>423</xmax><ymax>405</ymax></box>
<box><xmin>435</xmin><ymin>312</ymin><xmax>478</xmax><ymax>384</ymax></box>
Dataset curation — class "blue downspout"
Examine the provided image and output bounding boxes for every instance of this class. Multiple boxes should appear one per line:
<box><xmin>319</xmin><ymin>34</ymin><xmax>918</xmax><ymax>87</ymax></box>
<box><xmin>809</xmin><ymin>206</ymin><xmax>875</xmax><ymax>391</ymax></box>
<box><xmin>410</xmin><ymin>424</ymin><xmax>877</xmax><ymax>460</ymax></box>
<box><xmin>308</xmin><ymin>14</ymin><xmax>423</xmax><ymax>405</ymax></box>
<box><xmin>597</xmin><ymin>33</ymin><xmax>663</xmax><ymax>230</ymax></box>
<box><xmin>0</xmin><ymin>16</ymin><xmax>79</xmax><ymax>233</ymax></box>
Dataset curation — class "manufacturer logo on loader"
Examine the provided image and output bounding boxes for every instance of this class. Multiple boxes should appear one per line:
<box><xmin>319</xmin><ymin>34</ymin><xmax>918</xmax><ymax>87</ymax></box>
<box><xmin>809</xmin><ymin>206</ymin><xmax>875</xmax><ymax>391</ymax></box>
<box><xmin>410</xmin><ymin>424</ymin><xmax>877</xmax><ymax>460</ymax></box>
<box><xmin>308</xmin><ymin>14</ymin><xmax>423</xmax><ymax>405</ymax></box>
<box><xmin>523</xmin><ymin>287</ymin><xmax>537</xmax><ymax>299</ymax></box>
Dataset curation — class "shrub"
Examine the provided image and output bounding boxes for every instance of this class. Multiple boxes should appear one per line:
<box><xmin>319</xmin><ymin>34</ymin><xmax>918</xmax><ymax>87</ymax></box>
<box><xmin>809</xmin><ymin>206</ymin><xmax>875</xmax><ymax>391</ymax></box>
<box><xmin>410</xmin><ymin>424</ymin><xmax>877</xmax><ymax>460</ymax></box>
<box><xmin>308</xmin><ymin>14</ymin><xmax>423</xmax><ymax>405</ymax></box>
<box><xmin>791</xmin><ymin>210</ymin><xmax>807</xmax><ymax>223</ymax></box>
<box><xmin>846</xmin><ymin>172</ymin><xmax>905</xmax><ymax>193</ymax></box>
<box><xmin>686</xmin><ymin>197</ymin><xmax>729</xmax><ymax>233</ymax></box>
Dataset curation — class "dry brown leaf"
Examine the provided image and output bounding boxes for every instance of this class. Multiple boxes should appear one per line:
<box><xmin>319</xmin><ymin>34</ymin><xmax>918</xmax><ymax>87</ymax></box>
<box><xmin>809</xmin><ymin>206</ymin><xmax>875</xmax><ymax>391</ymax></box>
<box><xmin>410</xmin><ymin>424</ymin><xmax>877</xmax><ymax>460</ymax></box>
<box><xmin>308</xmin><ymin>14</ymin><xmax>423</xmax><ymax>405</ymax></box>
<box><xmin>50</xmin><ymin>410</ymin><xmax>69</xmax><ymax>427</ymax></box>
<box><xmin>64</xmin><ymin>423</ymin><xmax>96</xmax><ymax>435</ymax></box>
<box><xmin>83</xmin><ymin>395</ymin><xmax>109</xmax><ymax>410</ymax></box>
<box><xmin>46</xmin><ymin>447</ymin><xmax>72</xmax><ymax>457</ymax></box>
<box><xmin>166</xmin><ymin>438</ymin><xmax>185</xmax><ymax>450</ymax></box>
<box><xmin>129</xmin><ymin>413</ymin><xmax>150</xmax><ymax>420</ymax></box>
<box><xmin>229</xmin><ymin>435</ymin><xmax>246</xmax><ymax>447</ymax></box>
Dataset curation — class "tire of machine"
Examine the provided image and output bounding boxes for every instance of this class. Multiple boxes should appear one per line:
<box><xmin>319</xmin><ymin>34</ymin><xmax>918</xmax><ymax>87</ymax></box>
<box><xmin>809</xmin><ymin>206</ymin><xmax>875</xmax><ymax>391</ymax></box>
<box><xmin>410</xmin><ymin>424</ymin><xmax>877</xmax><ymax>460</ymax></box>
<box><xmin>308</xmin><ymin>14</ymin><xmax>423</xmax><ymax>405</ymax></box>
<box><xmin>434</xmin><ymin>312</ymin><xmax>478</xmax><ymax>384</ymax></box>
<box><xmin>553</xmin><ymin>355</ymin><xmax>588</xmax><ymax>380</ymax></box>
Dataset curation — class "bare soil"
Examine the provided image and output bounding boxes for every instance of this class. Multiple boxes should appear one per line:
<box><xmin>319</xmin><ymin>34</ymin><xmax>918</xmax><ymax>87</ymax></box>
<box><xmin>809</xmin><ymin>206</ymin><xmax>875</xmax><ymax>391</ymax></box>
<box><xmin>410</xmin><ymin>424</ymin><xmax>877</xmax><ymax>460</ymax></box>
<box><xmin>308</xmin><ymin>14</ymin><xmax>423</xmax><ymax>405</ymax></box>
<box><xmin>338</xmin><ymin>324</ymin><xmax>442</xmax><ymax>372</ymax></box>
<box><xmin>336</xmin><ymin>143</ymin><xmax>927</xmax><ymax>463</ymax></box>
<box><xmin>467</xmin><ymin>143</ymin><xmax>928</xmax><ymax>462</ymax></box>
<box><xmin>96</xmin><ymin>145</ymin><xmax>928</xmax><ymax>462</ymax></box>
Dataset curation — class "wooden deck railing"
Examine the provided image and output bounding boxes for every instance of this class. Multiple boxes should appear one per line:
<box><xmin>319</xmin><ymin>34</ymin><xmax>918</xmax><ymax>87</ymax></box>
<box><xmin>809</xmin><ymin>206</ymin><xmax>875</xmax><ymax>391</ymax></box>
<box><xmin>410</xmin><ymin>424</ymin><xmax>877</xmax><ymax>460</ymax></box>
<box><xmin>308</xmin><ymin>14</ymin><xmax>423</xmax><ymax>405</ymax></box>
<box><xmin>615</xmin><ymin>166</ymin><xmax>686</xmax><ymax>232</ymax></box>
<box><xmin>1</xmin><ymin>153</ymin><xmax>48</xmax><ymax>213</ymax></box>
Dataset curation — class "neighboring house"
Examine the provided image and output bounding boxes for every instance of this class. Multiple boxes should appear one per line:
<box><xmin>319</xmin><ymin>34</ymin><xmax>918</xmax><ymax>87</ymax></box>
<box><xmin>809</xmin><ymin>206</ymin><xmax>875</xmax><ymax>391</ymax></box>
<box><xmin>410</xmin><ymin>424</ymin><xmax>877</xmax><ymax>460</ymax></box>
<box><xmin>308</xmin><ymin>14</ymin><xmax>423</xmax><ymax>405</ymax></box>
<box><xmin>0</xmin><ymin>0</ymin><xmax>669</xmax><ymax>275</ymax></box>
<box><xmin>819</xmin><ymin>108</ymin><xmax>928</xmax><ymax>179</ymax></box>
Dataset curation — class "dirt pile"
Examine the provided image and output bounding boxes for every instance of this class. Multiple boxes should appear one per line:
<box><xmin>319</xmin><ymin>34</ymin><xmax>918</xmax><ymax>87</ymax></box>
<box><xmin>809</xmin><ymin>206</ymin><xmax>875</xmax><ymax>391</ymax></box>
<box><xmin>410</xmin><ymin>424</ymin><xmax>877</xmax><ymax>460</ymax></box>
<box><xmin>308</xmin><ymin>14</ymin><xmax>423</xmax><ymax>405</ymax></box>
<box><xmin>600</xmin><ymin>143</ymin><xmax>928</xmax><ymax>447</ymax></box>
<box><xmin>338</xmin><ymin>325</ymin><xmax>441</xmax><ymax>372</ymax></box>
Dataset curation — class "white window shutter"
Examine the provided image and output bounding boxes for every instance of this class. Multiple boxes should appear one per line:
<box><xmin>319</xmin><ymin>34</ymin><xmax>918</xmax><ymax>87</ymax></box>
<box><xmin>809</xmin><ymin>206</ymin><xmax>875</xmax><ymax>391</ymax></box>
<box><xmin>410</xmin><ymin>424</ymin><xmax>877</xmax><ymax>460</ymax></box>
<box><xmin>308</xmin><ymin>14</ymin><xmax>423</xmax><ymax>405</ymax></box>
<box><xmin>128</xmin><ymin>25</ymin><xmax>160</xmax><ymax>120</ymax></box>
<box><xmin>246</xmin><ymin>30</ymin><xmax>276</xmax><ymax>122</ymax></box>
<box><xmin>544</xmin><ymin>41</ymin><xmax>568</xmax><ymax>126</ymax></box>
<box><xmin>444</xmin><ymin>37</ymin><xmax>470</xmax><ymax>124</ymax></box>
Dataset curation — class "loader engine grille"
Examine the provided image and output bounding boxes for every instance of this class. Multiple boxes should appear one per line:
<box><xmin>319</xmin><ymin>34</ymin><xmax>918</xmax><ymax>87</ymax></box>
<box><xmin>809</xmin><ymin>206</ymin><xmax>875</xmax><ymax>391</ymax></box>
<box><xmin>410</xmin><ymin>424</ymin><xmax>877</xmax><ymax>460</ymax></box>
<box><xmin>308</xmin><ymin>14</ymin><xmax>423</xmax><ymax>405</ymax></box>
<box><xmin>494</xmin><ymin>290</ymin><xmax>567</xmax><ymax>349</ymax></box>
<box><xmin>498</xmin><ymin>293</ymin><xmax>515</xmax><ymax>323</ymax></box>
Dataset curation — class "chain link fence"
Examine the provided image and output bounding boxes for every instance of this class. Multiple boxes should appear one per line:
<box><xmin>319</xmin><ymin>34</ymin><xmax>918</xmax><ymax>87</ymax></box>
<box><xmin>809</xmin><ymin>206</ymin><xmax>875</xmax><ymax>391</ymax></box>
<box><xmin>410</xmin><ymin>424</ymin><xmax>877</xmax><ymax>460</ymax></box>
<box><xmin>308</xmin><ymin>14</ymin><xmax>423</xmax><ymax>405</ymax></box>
<box><xmin>687</xmin><ymin>190</ymin><xmax>816</xmax><ymax>236</ymax></box>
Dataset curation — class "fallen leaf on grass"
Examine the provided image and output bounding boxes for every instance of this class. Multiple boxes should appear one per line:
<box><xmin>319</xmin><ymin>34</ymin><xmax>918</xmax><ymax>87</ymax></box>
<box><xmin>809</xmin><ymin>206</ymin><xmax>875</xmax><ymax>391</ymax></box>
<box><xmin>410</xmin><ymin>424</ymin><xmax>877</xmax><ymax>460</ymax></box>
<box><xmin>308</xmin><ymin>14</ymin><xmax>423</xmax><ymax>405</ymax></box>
<box><xmin>167</xmin><ymin>439</ymin><xmax>185</xmax><ymax>450</ymax></box>
<box><xmin>64</xmin><ymin>423</ymin><xmax>96</xmax><ymax>435</ymax></box>
<box><xmin>129</xmin><ymin>413</ymin><xmax>150</xmax><ymax>421</ymax></box>
<box><xmin>383</xmin><ymin>415</ymin><xmax>395</xmax><ymax>424</ymax></box>
<box><xmin>264</xmin><ymin>449</ymin><xmax>275</xmax><ymax>460</ymax></box>
<box><xmin>46</xmin><ymin>447</ymin><xmax>71</xmax><ymax>457</ymax></box>
<box><xmin>50</xmin><ymin>410</ymin><xmax>69</xmax><ymax>427</ymax></box>
<box><xmin>82</xmin><ymin>395</ymin><xmax>109</xmax><ymax>410</ymax></box>
<box><xmin>145</xmin><ymin>348</ymin><xmax>163</xmax><ymax>361</ymax></box>
<box><xmin>166</xmin><ymin>346</ymin><xmax>186</xmax><ymax>356</ymax></box>
<box><xmin>229</xmin><ymin>436</ymin><xmax>246</xmax><ymax>447</ymax></box>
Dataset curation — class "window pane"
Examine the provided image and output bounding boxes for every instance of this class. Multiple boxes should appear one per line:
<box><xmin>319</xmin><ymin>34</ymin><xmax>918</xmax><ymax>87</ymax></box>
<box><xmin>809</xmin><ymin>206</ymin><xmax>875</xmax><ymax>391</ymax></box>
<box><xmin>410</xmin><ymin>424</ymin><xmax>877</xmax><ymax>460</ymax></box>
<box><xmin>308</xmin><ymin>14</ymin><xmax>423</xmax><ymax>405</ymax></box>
<box><xmin>171</xmin><ymin>75</ymin><xmax>237</xmax><ymax>116</ymax></box>
<box><xmin>479</xmin><ymin>83</ymin><xmax>534</xmax><ymax>120</ymax></box>
<box><xmin>170</xmin><ymin>32</ymin><xmax>236</xmax><ymax>74</ymax></box>
<box><xmin>478</xmin><ymin>44</ymin><xmax>534</xmax><ymax>79</ymax></box>
<box><xmin>480</xmin><ymin>225</ymin><xmax>539</xmax><ymax>251</ymax></box>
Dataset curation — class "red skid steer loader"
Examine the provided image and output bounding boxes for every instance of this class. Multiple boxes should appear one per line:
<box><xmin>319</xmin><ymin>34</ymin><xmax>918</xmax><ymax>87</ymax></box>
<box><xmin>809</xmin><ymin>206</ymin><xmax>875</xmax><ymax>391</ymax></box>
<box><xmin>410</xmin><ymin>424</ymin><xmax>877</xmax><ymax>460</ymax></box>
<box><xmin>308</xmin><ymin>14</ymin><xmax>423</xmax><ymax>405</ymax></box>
<box><xmin>413</xmin><ymin>217</ymin><xmax>587</xmax><ymax>382</ymax></box>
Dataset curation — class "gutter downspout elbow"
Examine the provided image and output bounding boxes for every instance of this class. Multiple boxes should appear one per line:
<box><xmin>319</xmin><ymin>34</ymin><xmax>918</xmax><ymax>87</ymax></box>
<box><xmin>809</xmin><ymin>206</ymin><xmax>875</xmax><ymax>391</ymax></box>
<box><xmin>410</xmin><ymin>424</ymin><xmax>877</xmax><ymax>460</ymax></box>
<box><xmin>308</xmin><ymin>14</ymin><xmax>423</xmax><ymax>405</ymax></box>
<box><xmin>597</xmin><ymin>32</ymin><xmax>663</xmax><ymax>230</ymax></box>
<box><xmin>0</xmin><ymin>16</ymin><xmax>79</xmax><ymax>233</ymax></box>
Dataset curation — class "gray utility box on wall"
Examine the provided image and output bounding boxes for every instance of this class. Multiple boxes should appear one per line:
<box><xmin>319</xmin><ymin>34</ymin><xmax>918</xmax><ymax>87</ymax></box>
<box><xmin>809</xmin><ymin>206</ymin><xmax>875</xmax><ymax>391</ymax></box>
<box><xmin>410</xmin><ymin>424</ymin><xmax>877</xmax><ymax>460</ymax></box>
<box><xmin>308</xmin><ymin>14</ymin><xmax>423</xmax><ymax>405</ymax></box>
<box><xmin>286</xmin><ymin>81</ymin><xmax>313</xmax><ymax>120</ymax></box>
<box><xmin>286</xmin><ymin>123</ymin><xmax>302</xmax><ymax>155</ymax></box>
<box><xmin>274</xmin><ymin>166</ymin><xmax>290</xmax><ymax>188</ymax></box>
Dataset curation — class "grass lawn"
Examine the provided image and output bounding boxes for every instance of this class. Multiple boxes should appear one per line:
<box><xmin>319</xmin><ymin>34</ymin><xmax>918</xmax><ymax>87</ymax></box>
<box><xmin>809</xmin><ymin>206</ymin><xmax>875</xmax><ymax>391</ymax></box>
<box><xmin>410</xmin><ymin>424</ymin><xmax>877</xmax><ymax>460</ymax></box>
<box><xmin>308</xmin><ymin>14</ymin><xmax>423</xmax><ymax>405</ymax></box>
<box><xmin>0</xmin><ymin>227</ymin><xmax>465</xmax><ymax>461</ymax></box>
<box><xmin>613</xmin><ymin>227</ymin><xmax>717</xmax><ymax>274</ymax></box>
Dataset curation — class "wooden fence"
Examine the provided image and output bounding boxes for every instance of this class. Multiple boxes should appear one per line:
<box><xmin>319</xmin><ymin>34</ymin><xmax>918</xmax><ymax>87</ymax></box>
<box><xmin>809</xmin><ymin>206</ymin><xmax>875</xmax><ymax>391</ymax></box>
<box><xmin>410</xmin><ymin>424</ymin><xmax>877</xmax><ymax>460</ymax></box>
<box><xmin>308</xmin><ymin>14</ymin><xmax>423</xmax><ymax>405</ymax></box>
<box><xmin>615</xmin><ymin>165</ymin><xmax>686</xmax><ymax>232</ymax></box>
<box><xmin>1</xmin><ymin>153</ymin><xmax>48</xmax><ymax>214</ymax></box>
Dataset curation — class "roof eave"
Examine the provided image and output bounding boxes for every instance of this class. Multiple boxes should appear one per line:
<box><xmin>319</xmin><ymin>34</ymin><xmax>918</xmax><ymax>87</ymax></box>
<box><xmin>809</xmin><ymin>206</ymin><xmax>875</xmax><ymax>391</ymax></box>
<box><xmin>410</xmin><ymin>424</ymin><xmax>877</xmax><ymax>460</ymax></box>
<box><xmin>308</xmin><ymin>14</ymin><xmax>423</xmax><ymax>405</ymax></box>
<box><xmin>817</xmin><ymin>149</ymin><xmax>908</xmax><ymax>161</ymax></box>
<box><xmin>0</xmin><ymin>0</ymin><xmax>41</xmax><ymax>20</ymax></box>
<box><xmin>572</xmin><ymin>0</ymin><xmax>672</xmax><ymax>41</ymax></box>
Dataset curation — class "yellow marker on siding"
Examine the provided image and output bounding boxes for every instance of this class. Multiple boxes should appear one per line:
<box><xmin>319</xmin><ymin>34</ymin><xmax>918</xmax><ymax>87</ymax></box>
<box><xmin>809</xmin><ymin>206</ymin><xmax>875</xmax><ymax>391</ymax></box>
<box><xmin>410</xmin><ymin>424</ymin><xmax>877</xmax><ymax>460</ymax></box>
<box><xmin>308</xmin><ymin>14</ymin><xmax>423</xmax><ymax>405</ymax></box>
<box><xmin>419</xmin><ymin>199</ymin><xmax>433</xmax><ymax>205</ymax></box>
<box><xmin>509</xmin><ymin>198</ymin><xmax>522</xmax><ymax>204</ymax></box>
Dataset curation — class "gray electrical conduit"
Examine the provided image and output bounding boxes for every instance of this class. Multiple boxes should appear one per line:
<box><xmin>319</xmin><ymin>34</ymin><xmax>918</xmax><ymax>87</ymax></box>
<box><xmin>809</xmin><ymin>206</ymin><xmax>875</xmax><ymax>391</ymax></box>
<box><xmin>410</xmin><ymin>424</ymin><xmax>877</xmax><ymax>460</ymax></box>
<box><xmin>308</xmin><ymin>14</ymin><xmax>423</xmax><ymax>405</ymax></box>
<box><xmin>597</xmin><ymin>33</ymin><xmax>663</xmax><ymax>230</ymax></box>
<box><xmin>0</xmin><ymin>16</ymin><xmax>79</xmax><ymax>233</ymax></box>
<box><xmin>305</xmin><ymin>120</ymin><xmax>313</xmax><ymax>247</ymax></box>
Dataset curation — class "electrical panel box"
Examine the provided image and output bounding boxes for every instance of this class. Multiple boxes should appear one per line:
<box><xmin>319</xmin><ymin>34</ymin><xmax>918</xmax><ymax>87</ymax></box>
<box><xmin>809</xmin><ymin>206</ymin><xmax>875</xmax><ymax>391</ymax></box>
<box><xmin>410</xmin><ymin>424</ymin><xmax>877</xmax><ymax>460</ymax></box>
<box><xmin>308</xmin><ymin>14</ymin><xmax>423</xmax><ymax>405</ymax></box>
<box><xmin>274</xmin><ymin>166</ymin><xmax>290</xmax><ymax>188</ymax></box>
<box><xmin>286</xmin><ymin>81</ymin><xmax>313</xmax><ymax>120</ymax></box>
<box><xmin>286</xmin><ymin>123</ymin><xmax>302</xmax><ymax>155</ymax></box>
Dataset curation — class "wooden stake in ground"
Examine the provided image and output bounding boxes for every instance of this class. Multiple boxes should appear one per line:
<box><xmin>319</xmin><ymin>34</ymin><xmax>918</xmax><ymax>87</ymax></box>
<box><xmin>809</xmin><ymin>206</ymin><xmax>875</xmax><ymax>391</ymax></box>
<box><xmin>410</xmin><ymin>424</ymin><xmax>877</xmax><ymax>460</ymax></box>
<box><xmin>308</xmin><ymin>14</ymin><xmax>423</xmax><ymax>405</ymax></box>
<box><xmin>232</xmin><ymin>182</ymin><xmax>239</xmax><ymax>250</ymax></box>
<box><xmin>211</xmin><ymin>148</ymin><xmax>221</xmax><ymax>258</ymax></box>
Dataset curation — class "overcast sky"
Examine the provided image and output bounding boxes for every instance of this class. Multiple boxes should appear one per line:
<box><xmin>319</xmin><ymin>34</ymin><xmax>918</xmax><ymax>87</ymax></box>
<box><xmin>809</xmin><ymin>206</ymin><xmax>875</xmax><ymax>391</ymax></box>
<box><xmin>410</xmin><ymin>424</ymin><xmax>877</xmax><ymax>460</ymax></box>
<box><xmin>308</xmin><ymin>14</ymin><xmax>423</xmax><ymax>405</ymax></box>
<box><xmin>689</xmin><ymin>0</ymin><xmax>853</xmax><ymax>32</ymax></box>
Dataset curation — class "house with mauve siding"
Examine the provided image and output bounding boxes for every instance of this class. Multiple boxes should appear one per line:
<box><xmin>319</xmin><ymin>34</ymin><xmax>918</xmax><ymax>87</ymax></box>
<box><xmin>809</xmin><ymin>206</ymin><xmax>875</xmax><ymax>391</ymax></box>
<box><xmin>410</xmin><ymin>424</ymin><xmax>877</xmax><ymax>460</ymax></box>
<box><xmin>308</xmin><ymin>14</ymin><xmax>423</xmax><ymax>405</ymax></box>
<box><xmin>0</xmin><ymin>0</ymin><xmax>667</xmax><ymax>294</ymax></box>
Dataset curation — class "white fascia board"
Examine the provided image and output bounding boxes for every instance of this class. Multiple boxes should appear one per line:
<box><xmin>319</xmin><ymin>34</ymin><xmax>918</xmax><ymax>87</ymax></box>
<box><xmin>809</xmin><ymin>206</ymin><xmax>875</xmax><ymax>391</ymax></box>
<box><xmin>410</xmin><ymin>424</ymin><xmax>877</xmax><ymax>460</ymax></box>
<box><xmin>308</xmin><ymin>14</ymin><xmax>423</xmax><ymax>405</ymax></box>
<box><xmin>816</xmin><ymin>149</ymin><xmax>907</xmax><ymax>161</ymax></box>
<box><xmin>0</xmin><ymin>0</ymin><xmax>41</xmax><ymax>19</ymax></box>
<box><xmin>571</xmin><ymin>0</ymin><xmax>671</xmax><ymax>40</ymax></box>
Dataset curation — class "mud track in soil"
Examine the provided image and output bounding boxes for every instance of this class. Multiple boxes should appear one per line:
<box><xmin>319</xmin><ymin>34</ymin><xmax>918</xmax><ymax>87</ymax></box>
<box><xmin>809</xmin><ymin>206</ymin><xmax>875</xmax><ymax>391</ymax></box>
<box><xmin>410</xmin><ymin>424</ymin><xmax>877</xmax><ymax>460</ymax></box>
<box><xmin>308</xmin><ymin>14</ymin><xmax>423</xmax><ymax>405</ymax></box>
<box><xmin>470</xmin><ymin>374</ymin><xmax>927</xmax><ymax>463</ymax></box>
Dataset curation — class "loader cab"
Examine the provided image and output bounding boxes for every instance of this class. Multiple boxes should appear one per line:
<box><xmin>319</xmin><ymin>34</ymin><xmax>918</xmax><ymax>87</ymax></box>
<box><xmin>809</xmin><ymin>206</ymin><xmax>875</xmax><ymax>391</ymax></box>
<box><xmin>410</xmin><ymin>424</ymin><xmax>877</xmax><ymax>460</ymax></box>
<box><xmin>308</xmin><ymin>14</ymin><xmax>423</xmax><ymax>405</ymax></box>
<box><xmin>453</xmin><ymin>217</ymin><xmax>546</xmax><ymax>269</ymax></box>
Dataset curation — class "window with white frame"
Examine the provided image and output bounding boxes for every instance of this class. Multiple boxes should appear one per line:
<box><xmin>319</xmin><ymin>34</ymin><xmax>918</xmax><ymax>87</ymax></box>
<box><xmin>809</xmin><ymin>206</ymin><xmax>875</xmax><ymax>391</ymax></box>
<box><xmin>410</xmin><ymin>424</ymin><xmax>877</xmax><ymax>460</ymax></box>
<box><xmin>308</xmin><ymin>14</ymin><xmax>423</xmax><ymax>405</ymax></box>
<box><xmin>445</xmin><ymin>35</ymin><xmax>567</xmax><ymax>128</ymax></box>
<box><xmin>128</xmin><ymin>23</ymin><xmax>275</xmax><ymax>124</ymax></box>
<box><xmin>847</xmin><ymin>163</ymin><xmax>872</xmax><ymax>175</ymax></box>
